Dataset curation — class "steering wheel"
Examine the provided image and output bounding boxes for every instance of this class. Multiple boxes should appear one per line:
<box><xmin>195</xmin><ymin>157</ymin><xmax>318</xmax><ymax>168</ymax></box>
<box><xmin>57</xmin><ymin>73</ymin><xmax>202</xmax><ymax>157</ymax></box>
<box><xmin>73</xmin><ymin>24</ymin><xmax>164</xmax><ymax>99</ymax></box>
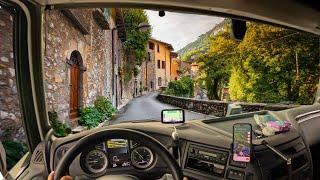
<box><xmin>54</xmin><ymin>128</ymin><xmax>183</xmax><ymax>180</ymax></box>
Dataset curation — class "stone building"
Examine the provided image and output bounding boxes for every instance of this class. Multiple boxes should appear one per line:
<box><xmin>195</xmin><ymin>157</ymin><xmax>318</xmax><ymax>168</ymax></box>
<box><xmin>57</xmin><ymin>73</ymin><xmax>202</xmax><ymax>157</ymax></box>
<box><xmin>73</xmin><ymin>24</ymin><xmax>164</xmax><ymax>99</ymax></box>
<box><xmin>0</xmin><ymin>8</ymin><xmax>25</xmax><ymax>141</ymax></box>
<box><xmin>141</xmin><ymin>38</ymin><xmax>174</xmax><ymax>91</ymax></box>
<box><xmin>44</xmin><ymin>8</ymin><xmax>132</xmax><ymax>125</ymax></box>
<box><xmin>0</xmin><ymin>7</ymin><xmax>137</xmax><ymax>140</ymax></box>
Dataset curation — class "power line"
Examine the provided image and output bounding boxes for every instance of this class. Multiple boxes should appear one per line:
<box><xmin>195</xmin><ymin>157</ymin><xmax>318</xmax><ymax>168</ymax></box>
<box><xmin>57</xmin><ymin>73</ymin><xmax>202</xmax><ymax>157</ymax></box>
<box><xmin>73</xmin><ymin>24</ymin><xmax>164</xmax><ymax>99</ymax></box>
<box><xmin>252</xmin><ymin>32</ymin><xmax>299</xmax><ymax>47</ymax></box>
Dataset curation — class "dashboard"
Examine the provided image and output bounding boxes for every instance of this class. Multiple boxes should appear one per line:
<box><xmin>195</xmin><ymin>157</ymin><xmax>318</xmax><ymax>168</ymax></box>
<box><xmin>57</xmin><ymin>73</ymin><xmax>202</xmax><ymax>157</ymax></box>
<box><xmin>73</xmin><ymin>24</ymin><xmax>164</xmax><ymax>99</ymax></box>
<box><xmin>23</xmin><ymin>104</ymin><xmax>320</xmax><ymax>180</ymax></box>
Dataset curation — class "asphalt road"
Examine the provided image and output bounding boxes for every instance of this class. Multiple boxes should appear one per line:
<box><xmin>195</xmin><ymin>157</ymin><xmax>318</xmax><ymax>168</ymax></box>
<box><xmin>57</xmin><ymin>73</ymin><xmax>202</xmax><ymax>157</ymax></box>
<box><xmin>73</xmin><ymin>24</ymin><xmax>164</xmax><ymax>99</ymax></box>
<box><xmin>112</xmin><ymin>93</ymin><xmax>213</xmax><ymax>124</ymax></box>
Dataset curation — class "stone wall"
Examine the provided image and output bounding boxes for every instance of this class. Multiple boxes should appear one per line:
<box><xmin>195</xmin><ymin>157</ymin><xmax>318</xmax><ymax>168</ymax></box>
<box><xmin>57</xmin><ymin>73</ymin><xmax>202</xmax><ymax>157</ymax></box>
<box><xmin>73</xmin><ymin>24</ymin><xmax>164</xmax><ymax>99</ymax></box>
<box><xmin>157</xmin><ymin>94</ymin><xmax>297</xmax><ymax>117</ymax></box>
<box><xmin>44</xmin><ymin>9</ymin><xmax>117</xmax><ymax>125</ymax></box>
<box><xmin>0</xmin><ymin>9</ymin><xmax>25</xmax><ymax>141</ymax></box>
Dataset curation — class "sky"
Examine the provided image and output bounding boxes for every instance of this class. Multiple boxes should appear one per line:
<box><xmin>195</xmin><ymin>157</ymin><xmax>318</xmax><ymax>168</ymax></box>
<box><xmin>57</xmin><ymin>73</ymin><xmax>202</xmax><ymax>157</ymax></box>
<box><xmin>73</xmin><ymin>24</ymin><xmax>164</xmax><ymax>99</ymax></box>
<box><xmin>145</xmin><ymin>10</ymin><xmax>224</xmax><ymax>51</ymax></box>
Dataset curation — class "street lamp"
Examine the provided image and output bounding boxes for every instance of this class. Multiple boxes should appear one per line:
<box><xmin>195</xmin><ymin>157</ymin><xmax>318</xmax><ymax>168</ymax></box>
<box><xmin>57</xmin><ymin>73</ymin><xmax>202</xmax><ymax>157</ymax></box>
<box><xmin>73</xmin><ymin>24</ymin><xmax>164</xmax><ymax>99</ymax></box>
<box><xmin>137</xmin><ymin>22</ymin><xmax>151</xmax><ymax>32</ymax></box>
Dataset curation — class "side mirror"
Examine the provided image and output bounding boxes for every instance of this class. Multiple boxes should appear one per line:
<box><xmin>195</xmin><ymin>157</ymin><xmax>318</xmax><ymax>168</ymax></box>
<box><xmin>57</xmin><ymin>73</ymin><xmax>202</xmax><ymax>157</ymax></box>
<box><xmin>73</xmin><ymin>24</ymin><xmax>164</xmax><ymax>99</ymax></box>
<box><xmin>231</xmin><ymin>19</ymin><xmax>247</xmax><ymax>41</ymax></box>
<box><xmin>227</xmin><ymin>103</ymin><xmax>243</xmax><ymax>116</ymax></box>
<box><xmin>161</xmin><ymin>109</ymin><xmax>185</xmax><ymax>124</ymax></box>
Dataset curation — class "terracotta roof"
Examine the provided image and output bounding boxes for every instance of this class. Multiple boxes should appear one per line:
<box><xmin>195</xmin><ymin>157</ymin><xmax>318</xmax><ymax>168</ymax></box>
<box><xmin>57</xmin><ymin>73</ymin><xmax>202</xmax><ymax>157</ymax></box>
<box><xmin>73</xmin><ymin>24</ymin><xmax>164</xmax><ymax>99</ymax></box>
<box><xmin>170</xmin><ymin>52</ymin><xmax>178</xmax><ymax>58</ymax></box>
<box><xmin>149</xmin><ymin>38</ymin><xmax>174</xmax><ymax>51</ymax></box>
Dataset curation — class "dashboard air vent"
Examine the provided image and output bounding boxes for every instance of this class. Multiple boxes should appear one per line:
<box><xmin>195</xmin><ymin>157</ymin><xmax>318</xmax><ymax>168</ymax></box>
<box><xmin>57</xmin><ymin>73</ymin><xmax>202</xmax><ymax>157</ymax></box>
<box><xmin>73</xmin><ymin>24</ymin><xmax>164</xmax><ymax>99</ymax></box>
<box><xmin>33</xmin><ymin>150</ymin><xmax>44</xmax><ymax>164</ymax></box>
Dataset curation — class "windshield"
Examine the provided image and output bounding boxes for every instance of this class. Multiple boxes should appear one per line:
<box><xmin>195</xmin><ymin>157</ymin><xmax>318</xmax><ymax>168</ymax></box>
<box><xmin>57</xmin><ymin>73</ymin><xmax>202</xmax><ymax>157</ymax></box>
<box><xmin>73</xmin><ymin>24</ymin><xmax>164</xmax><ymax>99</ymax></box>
<box><xmin>39</xmin><ymin>8</ymin><xmax>320</xmax><ymax>131</ymax></box>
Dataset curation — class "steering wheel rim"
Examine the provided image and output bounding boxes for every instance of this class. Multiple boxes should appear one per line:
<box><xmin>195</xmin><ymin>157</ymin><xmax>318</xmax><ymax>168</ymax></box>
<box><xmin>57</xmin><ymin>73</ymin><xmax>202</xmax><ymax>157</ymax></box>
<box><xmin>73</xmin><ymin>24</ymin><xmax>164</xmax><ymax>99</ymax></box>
<box><xmin>54</xmin><ymin>128</ymin><xmax>183</xmax><ymax>180</ymax></box>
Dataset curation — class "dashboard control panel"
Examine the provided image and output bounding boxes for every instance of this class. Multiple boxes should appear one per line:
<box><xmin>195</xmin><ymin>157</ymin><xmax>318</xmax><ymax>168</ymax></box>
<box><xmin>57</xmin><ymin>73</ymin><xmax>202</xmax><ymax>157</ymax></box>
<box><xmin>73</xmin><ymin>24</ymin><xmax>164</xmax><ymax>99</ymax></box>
<box><xmin>185</xmin><ymin>144</ymin><xmax>229</xmax><ymax>177</ymax></box>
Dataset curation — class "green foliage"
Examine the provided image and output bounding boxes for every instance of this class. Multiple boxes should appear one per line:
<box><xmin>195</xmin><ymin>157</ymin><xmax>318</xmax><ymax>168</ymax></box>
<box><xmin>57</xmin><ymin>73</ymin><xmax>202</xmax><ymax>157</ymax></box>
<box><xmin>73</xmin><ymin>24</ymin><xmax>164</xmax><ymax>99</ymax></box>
<box><xmin>123</xmin><ymin>9</ymin><xmax>151</xmax><ymax>65</ymax></box>
<box><xmin>3</xmin><ymin>140</ymin><xmax>28</xmax><ymax>170</ymax></box>
<box><xmin>48</xmin><ymin>111</ymin><xmax>71</xmax><ymax>137</ymax></box>
<box><xmin>94</xmin><ymin>96</ymin><xmax>117</xmax><ymax>121</ymax></box>
<box><xmin>165</xmin><ymin>76</ymin><xmax>194</xmax><ymax>97</ymax></box>
<box><xmin>133</xmin><ymin>66</ymin><xmax>140</xmax><ymax>77</ymax></box>
<box><xmin>228</xmin><ymin>23</ymin><xmax>319</xmax><ymax>104</ymax></box>
<box><xmin>198</xmin><ymin>29</ymin><xmax>238</xmax><ymax>100</ymax></box>
<box><xmin>121</xmin><ymin>9</ymin><xmax>151</xmax><ymax>84</ymax></box>
<box><xmin>182</xmin><ymin>20</ymin><xmax>319</xmax><ymax>104</ymax></box>
<box><xmin>79</xmin><ymin>106</ymin><xmax>102</xmax><ymax>129</ymax></box>
<box><xmin>79</xmin><ymin>96</ymin><xmax>117</xmax><ymax>129</ymax></box>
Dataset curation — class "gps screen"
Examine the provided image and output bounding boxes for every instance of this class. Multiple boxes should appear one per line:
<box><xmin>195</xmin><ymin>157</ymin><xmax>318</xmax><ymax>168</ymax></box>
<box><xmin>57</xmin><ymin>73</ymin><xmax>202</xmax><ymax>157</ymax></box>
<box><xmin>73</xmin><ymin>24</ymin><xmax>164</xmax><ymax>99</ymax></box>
<box><xmin>106</xmin><ymin>139</ymin><xmax>130</xmax><ymax>168</ymax></box>
<box><xmin>162</xmin><ymin>109</ymin><xmax>185</xmax><ymax>124</ymax></box>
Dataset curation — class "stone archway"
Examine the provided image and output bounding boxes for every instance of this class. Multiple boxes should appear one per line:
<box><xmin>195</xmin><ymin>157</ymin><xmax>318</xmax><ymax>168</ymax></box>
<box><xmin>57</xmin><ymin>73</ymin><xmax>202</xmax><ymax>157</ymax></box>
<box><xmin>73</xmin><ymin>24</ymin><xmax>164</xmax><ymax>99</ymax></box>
<box><xmin>67</xmin><ymin>51</ymin><xmax>86</xmax><ymax>119</ymax></box>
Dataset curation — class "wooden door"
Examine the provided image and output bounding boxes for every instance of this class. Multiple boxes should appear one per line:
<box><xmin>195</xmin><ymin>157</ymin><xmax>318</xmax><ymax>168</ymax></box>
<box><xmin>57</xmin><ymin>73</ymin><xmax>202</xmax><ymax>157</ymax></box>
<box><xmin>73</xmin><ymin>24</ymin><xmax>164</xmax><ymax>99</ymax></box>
<box><xmin>70</xmin><ymin>64</ymin><xmax>80</xmax><ymax>119</ymax></box>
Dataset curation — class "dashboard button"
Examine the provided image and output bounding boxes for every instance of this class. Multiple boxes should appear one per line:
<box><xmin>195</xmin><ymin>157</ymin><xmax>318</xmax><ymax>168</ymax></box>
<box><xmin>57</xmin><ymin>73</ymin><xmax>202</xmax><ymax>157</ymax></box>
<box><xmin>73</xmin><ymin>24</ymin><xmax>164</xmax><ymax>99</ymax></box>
<box><xmin>230</xmin><ymin>158</ymin><xmax>247</xmax><ymax>168</ymax></box>
<box><xmin>246</xmin><ymin>173</ymin><xmax>254</xmax><ymax>180</ymax></box>
<box><xmin>227</xmin><ymin>169</ymin><xmax>245</xmax><ymax>180</ymax></box>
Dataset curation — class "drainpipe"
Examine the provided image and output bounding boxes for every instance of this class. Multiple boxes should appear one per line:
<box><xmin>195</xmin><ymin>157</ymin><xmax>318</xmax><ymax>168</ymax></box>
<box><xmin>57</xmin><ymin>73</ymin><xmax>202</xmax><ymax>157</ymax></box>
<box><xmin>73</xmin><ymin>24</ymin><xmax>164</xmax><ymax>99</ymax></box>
<box><xmin>146</xmin><ymin>59</ymin><xmax>148</xmax><ymax>90</ymax></box>
<box><xmin>316</xmin><ymin>37</ymin><xmax>320</xmax><ymax>103</ymax></box>
<box><xmin>164</xmin><ymin>49</ymin><xmax>167</xmax><ymax>85</ymax></box>
<box><xmin>111</xmin><ymin>28</ymin><xmax>116</xmax><ymax>106</ymax></box>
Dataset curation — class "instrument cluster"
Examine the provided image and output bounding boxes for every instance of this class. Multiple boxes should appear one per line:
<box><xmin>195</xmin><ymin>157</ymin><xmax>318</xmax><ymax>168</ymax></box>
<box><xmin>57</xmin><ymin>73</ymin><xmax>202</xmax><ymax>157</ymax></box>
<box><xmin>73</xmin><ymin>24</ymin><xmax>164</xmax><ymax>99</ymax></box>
<box><xmin>80</xmin><ymin>139</ymin><xmax>155</xmax><ymax>175</ymax></box>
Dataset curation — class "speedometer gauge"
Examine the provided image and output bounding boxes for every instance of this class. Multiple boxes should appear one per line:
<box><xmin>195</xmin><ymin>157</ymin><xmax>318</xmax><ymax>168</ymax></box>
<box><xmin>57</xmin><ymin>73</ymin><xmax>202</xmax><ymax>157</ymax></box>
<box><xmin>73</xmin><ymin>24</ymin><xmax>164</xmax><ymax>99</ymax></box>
<box><xmin>84</xmin><ymin>150</ymin><xmax>108</xmax><ymax>174</ymax></box>
<box><xmin>131</xmin><ymin>146</ymin><xmax>154</xmax><ymax>169</ymax></box>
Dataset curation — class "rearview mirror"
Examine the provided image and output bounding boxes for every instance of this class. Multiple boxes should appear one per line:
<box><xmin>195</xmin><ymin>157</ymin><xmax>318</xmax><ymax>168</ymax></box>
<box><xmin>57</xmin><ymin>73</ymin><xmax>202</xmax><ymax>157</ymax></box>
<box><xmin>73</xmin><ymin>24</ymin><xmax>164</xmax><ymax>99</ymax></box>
<box><xmin>230</xmin><ymin>19</ymin><xmax>247</xmax><ymax>41</ymax></box>
<box><xmin>161</xmin><ymin>109</ymin><xmax>185</xmax><ymax>124</ymax></box>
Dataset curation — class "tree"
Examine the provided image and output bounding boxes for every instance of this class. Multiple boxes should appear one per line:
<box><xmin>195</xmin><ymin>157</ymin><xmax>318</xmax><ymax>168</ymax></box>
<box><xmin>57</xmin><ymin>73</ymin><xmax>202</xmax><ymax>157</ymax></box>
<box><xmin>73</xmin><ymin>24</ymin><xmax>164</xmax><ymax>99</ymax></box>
<box><xmin>229</xmin><ymin>23</ymin><xmax>319</xmax><ymax>104</ymax></box>
<box><xmin>123</xmin><ymin>9</ymin><xmax>151</xmax><ymax>65</ymax></box>
<box><xmin>122</xmin><ymin>9</ymin><xmax>151</xmax><ymax>83</ymax></box>
<box><xmin>197</xmin><ymin>30</ymin><xmax>238</xmax><ymax>100</ymax></box>
<box><xmin>180</xmin><ymin>20</ymin><xmax>319</xmax><ymax>104</ymax></box>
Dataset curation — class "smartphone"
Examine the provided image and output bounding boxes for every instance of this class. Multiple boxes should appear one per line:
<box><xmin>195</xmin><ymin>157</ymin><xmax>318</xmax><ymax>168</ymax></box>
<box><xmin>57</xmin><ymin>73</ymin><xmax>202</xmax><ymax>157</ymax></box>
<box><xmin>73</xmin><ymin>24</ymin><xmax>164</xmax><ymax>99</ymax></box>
<box><xmin>232</xmin><ymin>123</ymin><xmax>252</xmax><ymax>162</ymax></box>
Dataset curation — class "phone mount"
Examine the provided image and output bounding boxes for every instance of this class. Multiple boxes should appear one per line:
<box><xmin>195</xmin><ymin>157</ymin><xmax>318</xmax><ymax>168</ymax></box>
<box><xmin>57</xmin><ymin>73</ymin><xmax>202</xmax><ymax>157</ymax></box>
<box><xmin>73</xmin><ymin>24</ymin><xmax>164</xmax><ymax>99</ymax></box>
<box><xmin>160</xmin><ymin>109</ymin><xmax>185</xmax><ymax>166</ymax></box>
<box><xmin>261</xmin><ymin>140</ymin><xmax>291</xmax><ymax>165</ymax></box>
<box><xmin>261</xmin><ymin>140</ymin><xmax>292</xmax><ymax>180</ymax></box>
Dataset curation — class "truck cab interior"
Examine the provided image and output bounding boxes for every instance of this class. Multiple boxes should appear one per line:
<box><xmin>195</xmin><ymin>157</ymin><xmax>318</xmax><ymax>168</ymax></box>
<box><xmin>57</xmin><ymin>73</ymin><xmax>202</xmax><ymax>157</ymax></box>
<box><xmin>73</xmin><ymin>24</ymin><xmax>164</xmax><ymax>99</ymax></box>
<box><xmin>0</xmin><ymin>0</ymin><xmax>320</xmax><ymax>180</ymax></box>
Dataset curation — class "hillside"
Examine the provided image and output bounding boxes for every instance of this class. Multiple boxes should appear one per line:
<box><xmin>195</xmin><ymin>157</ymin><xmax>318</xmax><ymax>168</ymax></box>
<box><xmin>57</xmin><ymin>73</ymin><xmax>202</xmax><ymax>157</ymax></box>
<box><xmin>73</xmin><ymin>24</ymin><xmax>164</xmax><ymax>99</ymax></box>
<box><xmin>177</xmin><ymin>19</ymin><xmax>229</xmax><ymax>59</ymax></box>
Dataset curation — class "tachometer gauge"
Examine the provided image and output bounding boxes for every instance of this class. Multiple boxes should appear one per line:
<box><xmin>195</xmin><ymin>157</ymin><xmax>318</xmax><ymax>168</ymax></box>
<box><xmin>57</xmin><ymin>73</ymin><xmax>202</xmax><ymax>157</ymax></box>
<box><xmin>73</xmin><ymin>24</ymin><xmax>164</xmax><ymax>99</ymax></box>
<box><xmin>131</xmin><ymin>146</ymin><xmax>154</xmax><ymax>169</ymax></box>
<box><xmin>84</xmin><ymin>150</ymin><xmax>108</xmax><ymax>174</ymax></box>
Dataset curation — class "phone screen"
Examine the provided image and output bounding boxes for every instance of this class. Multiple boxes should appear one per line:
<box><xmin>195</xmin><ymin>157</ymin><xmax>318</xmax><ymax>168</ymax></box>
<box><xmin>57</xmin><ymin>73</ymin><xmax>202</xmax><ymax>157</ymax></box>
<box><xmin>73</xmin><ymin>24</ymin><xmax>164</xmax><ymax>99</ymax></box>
<box><xmin>232</xmin><ymin>123</ymin><xmax>252</xmax><ymax>162</ymax></box>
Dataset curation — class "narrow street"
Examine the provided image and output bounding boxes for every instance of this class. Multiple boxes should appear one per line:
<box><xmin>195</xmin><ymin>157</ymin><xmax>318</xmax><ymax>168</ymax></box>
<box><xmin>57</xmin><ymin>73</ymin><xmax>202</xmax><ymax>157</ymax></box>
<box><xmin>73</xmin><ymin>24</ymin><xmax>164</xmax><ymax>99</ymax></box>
<box><xmin>112</xmin><ymin>93</ymin><xmax>213</xmax><ymax>124</ymax></box>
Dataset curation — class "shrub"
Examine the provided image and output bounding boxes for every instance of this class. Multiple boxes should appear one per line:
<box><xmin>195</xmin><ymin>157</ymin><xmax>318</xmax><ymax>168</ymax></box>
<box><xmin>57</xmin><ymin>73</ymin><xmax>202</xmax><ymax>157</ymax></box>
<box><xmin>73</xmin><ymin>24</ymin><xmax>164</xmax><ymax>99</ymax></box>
<box><xmin>2</xmin><ymin>140</ymin><xmax>28</xmax><ymax>170</ymax></box>
<box><xmin>165</xmin><ymin>76</ymin><xmax>194</xmax><ymax>97</ymax></box>
<box><xmin>94</xmin><ymin>96</ymin><xmax>117</xmax><ymax>121</ymax></box>
<box><xmin>48</xmin><ymin>111</ymin><xmax>71</xmax><ymax>137</ymax></box>
<box><xmin>79</xmin><ymin>106</ymin><xmax>102</xmax><ymax>129</ymax></box>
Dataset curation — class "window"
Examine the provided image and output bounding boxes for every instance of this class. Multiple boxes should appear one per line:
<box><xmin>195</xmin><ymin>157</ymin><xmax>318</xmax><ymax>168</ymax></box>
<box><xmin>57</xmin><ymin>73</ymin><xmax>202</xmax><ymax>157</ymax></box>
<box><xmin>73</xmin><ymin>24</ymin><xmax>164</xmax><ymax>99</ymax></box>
<box><xmin>162</xmin><ymin>61</ymin><xmax>166</xmax><ymax>69</ymax></box>
<box><xmin>0</xmin><ymin>6</ymin><xmax>28</xmax><ymax>171</ymax></box>
<box><xmin>149</xmin><ymin>42</ymin><xmax>154</xmax><ymax>50</ymax></box>
<box><xmin>157</xmin><ymin>44</ymin><xmax>160</xmax><ymax>52</ymax></box>
<box><xmin>150</xmin><ymin>81</ymin><xmax>154</xmax><ymax>90</ymax></box>
<box><xmin>157</xmin><ymin>60</ymin><xmax>161</xmax><ymax>69</ymax></box>
<box><xmin>158</xmin><ymin>77</ymin><xmax>162</xmax><ymax>86</ymax></box>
